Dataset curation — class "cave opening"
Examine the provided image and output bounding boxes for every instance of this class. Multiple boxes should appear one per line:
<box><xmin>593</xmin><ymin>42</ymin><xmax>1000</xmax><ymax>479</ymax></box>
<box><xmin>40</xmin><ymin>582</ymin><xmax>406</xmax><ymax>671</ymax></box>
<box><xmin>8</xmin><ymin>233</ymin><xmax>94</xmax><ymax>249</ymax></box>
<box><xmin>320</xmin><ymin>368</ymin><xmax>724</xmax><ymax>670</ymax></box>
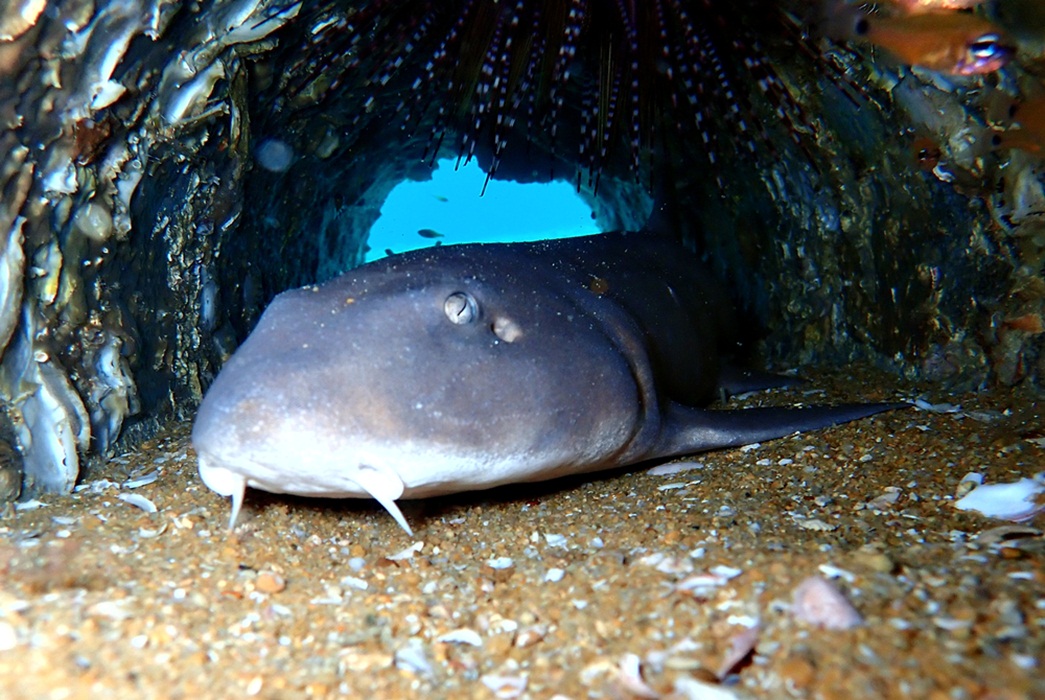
<box><xmin>363</xmin><ymin>157</ymin><xmax>607</xmax><ymax>264</ymax></box>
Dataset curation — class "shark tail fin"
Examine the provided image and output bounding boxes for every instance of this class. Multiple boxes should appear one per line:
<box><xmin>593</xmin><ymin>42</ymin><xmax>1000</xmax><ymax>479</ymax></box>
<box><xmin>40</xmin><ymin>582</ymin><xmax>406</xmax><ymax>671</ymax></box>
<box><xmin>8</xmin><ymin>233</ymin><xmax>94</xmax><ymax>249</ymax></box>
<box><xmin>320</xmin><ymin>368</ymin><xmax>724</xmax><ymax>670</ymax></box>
<box><xmin>656</xmin><ymin>402</ymin><xmax>909</xmax><ymax>457</ymax></box>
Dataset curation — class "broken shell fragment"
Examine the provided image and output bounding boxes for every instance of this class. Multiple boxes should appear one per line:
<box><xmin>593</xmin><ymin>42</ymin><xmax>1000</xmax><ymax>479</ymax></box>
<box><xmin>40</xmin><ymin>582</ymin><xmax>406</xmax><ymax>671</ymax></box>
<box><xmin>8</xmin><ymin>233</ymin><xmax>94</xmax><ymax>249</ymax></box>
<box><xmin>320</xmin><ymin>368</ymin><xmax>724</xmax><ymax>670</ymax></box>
<box><xmin>480</xmin><ymin>673</ymin><xmax>527</xmax><ymax>699</ymax></box>
<box><xmin>616</xmin><ymin>654</ymin><xmax>660</xmax><ymax>699</ymax></box>
<box><xmin>435</xmin><ymin>628</ymin><xmax>483</xmax><ymax>647</ymax></box>
<box><xmin>716</xmin><ymin>625</ymin><xmax>760</xmax><ymax>679</ymax></box>
<box><xmin>117</xmin><ymin>493</ymin><xmax>158</xmax><ymax>513</ymax></box>
<box><xmin>791</xmin><ymin>576</ymin><xmax>863</xmax><ymax>630</ymax></box>
<box><xmin>954</xmin><ymin>475</ymin><xmax>1045</xmax><ymax>523</ymax></box>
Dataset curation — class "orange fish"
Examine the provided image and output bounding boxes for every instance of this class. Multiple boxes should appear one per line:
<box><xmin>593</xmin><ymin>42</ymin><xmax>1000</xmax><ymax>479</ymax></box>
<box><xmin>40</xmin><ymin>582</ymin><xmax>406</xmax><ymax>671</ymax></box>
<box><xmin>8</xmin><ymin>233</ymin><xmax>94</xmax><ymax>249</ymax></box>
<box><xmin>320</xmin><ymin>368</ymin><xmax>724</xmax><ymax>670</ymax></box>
<box><xmin>992</xmin><ymin>94</ymin><xmax>1045</xmax><ymax>154</ymax></box>
<box><xmin>823</xmin><ymin>4</ymin><xmax>1015</xmax><ymax>75</ymax></box>
<box><xmin>887</xmin><ymin>0</ymin><xmax>989</xmax><ymax>13</ymax></box>
<box><xmin>910</xmin><ymin>135</ymin><xmax>942</xmax><ymax>170</ymax></box>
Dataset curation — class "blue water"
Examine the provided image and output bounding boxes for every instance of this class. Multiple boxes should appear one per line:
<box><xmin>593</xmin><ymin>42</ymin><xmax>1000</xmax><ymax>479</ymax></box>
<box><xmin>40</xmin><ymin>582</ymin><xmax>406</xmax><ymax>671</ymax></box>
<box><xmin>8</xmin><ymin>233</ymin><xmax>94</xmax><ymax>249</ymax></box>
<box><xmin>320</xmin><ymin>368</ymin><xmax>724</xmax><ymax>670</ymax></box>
<box><xmin>366</xmin><ymin>159</ymin><xmax>603</xmax><ymax>262</ymax></box>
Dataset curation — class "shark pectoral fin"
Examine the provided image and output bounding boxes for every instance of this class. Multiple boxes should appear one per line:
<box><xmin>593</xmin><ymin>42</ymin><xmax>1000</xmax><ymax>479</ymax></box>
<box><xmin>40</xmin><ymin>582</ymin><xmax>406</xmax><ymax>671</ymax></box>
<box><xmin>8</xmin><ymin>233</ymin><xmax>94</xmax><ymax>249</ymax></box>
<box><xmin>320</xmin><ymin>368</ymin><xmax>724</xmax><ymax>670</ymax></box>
<box><xmin>352</xmin><ymin>464</ymin><xmax>414</xmax><ymax>536</ymax></box>
<box><xmin>197</xmin><ymin>458</ymin><xmax>247</xmax><ymax>530</ymax></box>
<box><xmin>656</xmin><ymin>401</ymin><xmax>910</xmax><ymax>457</ymax></box>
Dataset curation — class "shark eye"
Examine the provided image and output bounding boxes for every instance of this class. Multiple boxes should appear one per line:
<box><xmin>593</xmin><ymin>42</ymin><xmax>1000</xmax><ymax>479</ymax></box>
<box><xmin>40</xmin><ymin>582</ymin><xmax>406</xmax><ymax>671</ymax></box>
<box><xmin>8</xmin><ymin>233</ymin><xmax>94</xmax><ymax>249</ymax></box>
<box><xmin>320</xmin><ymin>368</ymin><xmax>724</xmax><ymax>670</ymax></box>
<box><xmin>444</xmin><ymin>291</ymin><xmax>479</xmax><ymax>324</ymax></box>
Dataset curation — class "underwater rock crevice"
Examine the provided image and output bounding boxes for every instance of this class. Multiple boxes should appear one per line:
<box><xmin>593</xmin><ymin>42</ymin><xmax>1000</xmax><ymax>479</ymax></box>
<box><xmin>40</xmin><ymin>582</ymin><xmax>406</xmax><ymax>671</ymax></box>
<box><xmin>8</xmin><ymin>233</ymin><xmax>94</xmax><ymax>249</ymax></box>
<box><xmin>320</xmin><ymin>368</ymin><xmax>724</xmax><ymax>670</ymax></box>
<box><xmin>0</xmin><ymin>0</ymin><xmax>1041</xmax><ymax>497</ymax></box>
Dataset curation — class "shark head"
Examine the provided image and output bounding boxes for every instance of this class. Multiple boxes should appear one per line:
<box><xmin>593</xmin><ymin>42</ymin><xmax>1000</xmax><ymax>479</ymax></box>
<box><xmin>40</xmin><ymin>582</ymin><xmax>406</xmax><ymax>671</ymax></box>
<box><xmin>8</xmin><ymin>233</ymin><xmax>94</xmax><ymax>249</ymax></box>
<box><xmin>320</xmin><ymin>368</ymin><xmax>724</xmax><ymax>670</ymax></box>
<box><xmin>192</xmin><ymin>242</ymin><xmax>642</xmax><ymax>533</ymax></box>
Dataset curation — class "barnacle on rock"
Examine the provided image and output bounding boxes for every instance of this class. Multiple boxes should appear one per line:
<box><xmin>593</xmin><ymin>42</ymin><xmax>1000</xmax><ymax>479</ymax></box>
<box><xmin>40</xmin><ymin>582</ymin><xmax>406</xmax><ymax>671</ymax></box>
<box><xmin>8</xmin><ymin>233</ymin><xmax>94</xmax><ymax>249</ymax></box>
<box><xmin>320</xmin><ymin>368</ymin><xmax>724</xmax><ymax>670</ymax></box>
<box><xmin>0</xmin><ymin>0</ymin><xmax>46</xmax><ymax>43</ymax></box>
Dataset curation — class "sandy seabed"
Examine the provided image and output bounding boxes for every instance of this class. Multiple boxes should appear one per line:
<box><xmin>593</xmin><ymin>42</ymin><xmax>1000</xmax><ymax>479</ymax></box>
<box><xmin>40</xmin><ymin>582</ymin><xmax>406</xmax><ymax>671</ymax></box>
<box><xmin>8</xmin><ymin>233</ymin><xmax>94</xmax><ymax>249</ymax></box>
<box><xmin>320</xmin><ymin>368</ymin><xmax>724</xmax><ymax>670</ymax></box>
<box><xmin>0</xmin><ymin>366</ymin><xmax>1041</xmax><ymax>699</ymax></box>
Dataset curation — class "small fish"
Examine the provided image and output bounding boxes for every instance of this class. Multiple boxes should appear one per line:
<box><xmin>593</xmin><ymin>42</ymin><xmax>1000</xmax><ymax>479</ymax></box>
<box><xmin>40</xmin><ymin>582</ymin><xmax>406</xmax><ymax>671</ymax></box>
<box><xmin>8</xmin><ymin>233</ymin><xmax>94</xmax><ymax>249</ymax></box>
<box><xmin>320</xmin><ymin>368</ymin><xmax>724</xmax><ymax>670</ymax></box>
<box><xmin>910</xmin><ymin>135</ymin><xmax>942</xmax><ymax>170</ymax></box>
<box><xmin>433</xmin><ymin>195</ymin><xmax>449</xmax><ymax>203</ymax></box>
<box><xmin>417</xmin><ymin>228</ymin><xmax>444</xmax><ymax>239</ymax></box>
<box><xmin>1001</xmin><ymin>313</ymin><xmax>1045</xmax><ymax>334</ymax></box>
<box><xmin>888</xmin><ymin>0</ymin><xmax>989</xmax><ymax>12</ymax></box>
<box><xmin>991</xmin><ymin>94</ymin><xmax>1045</xmax><ymax>155</ymax></box>
<box><xmin>821</xmin><ymin>3</ymin><xmax>1015</xmax><ymax>75</ymax></box>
